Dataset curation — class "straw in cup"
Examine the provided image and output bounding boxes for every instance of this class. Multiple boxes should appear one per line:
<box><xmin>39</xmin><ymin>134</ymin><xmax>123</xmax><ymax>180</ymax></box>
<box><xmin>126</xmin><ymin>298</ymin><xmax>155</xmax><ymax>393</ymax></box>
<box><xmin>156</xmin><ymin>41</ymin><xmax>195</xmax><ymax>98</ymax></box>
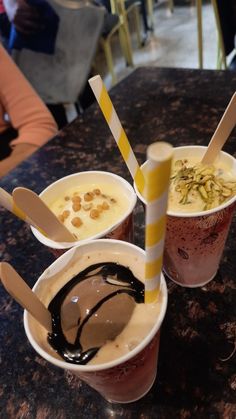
<box><xmin>88</xmin><ymin>75</ymin><xmax>145</xmax><ymax>195</ymax></box>
<box><xmin>144</xmin><ymin>142</ymin><xmax>173</xmax><ymax>303</ymax></box>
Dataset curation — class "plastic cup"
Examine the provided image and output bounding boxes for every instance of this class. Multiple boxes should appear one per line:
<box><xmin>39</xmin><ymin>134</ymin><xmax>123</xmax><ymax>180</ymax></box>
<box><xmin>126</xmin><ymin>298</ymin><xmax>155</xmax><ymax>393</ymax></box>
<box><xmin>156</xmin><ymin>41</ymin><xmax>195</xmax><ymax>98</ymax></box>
<box><xmin>31</xmin><ymin>171</ymin><xmax>137</xmax><ymax>257</ymax></box>
<box><xmin>134</xmin><ymin>146</ymin><xmax>236</xmax><ymax>287</ymax></box>
<box><xmin>24</xmin><ymin>239</ymin><xmax>168</xmax><ymax>403</ymax></box>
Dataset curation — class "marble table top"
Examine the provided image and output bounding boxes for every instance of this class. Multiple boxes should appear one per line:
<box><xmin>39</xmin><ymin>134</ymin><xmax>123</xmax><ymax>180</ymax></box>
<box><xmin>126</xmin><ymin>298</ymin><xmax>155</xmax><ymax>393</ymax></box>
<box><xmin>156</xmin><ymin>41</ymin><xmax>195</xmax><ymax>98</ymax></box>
<box><xmin>0</xmin><ymin>67</ymin><xmax>235</xmax><ymax>418</ymax></box>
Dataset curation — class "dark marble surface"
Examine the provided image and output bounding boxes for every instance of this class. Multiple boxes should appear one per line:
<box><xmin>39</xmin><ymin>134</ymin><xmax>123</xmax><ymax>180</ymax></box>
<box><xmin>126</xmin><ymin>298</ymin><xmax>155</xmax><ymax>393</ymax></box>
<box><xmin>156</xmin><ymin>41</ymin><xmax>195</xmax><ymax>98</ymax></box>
<box><xmin>0</xmin><ymin>67</ymin><xmax>236</xmax><ymax>418</ymax></box>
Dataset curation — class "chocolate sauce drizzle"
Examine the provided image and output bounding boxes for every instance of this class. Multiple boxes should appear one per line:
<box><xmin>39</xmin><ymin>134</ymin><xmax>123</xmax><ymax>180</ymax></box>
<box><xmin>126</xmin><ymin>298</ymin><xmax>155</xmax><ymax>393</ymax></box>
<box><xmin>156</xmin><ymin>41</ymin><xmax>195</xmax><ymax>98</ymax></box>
<box><xmin>48</xmin><ymin>262</ymin><xmax>144</xmax><ymax>365</ymax></box>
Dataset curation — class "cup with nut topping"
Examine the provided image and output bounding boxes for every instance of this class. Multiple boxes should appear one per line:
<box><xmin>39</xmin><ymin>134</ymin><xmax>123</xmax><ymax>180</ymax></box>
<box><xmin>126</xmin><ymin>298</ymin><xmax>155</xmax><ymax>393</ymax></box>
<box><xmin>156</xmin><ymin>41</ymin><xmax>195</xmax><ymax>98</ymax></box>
<box><xmin>134</xmin><ymin>146</ymin><xmax>236</xmax><ymax>287</ymax></box>
<box><xmin>31</xmin><ymin>171</ymin><xmax>137</xmax><ymax>257</ymax></box>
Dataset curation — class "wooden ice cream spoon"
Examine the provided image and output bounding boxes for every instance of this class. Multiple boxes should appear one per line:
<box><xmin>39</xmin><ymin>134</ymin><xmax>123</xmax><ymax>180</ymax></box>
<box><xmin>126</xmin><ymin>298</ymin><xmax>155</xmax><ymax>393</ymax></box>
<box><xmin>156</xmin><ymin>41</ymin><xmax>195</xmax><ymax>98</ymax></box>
<box><xmin>0</xmin><ymin>262</ymin><xmax>80</xmax><ymax>333</ymax></box>
<box><xmin>12</xmin><ymin>187</ymin><xmax>75</xmax><ymax>243</ymax></box>
<box><xmin>0</xmin><ymin>187</ymin><xmax>36</xmax><ymax>226</ymax></box>
<box><xmin>201</xmin><ymin>92</ymin><xmax>236</xmax><ymax>165</ymax></box>
<box><xmin>0</xmin><ymin>262</ymin><xmax>52</xmax><ymax>332</ymax></box>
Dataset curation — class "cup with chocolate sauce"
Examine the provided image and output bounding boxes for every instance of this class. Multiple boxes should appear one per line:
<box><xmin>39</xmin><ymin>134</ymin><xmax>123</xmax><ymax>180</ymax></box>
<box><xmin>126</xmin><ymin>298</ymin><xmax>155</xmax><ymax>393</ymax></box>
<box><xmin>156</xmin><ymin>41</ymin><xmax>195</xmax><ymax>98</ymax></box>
<box><xmin>31</xmin><ymin>171</ymin><xmax>137</xmax><ymax>257</ymax></box>
<box><xmin>24</xmin><ymin>239</ymin><xmax>168</xmax><ymax>403</ymax></box>
<box><xmin>135</xmin><ymin>146</ymin><xmax>236</xmax><ymax>287</ymax></box>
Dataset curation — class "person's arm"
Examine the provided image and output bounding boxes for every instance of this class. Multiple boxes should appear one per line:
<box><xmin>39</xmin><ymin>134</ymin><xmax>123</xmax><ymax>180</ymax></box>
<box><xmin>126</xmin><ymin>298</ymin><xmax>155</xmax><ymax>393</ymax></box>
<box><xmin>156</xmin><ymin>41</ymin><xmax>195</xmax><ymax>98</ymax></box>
<box><xmin>0</xmin><ymin>44</ymin><xmax>58</xmax><ymax>176</ymax></box>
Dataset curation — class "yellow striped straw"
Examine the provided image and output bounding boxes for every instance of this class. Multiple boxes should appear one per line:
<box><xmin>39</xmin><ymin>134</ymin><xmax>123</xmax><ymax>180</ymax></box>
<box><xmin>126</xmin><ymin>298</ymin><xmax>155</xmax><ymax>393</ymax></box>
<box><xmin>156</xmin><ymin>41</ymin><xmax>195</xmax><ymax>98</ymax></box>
<box><xmin>144</xmin><ymin>142</ymin><xmax>173</xmax><ymax>303</ymax></box>
<box><xmin>88</xmin><ymin>75</ymin><xmax>145</xmax><ymax>195</ymax></box>
<box><xmin>0</xmin><ymin>187</ymin><xmax>46</xmax><ymax>235</ymax></box>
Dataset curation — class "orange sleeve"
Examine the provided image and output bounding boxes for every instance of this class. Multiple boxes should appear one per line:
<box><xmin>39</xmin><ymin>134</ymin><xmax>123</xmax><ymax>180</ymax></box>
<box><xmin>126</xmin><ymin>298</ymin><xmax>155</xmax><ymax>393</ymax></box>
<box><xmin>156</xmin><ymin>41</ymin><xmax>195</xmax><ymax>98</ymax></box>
<box><xmin>0</xmin><ymin>44</ymin><xmax>58</xmax><ymax>147</ymax></box>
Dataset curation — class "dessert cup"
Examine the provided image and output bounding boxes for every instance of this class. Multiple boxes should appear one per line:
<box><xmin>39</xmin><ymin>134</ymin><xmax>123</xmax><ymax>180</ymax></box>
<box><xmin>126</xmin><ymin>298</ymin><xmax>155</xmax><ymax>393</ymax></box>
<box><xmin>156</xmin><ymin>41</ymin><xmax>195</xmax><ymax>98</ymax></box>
<box><xmin>31</xmin><ymin>171</ymin><xmax>137</xmax><ymax>257</ymax></box>
<box><xmin>24</xmin><ymin>239</ymin><xmax>168</xmax><ymax>403</ymax></box>
<box><xmin>134</xmin><ymin>146</ymin><xmax>236</xmax><ymax>287</ymax></box>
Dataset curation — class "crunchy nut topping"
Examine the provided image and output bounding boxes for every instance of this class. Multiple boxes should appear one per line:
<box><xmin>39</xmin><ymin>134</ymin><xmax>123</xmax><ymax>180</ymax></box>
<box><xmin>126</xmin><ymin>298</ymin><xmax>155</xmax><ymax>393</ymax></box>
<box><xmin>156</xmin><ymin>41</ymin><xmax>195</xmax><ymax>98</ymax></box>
<box><xmin>171</xmin><ymin>159</ymin><xmax>236</xmax><ymax>210</ymax></box>
<box><xmin>83</xmin><ymin>203</ymin><xmax>93</xmax><ymax>211</ymax></box>
<box><xmin>62</xmin><ymin>210</ymin><xmax>70</xmax><ymax>219</ymax></box>
<box><xmin>198</xmin><ymin>185</ymin><xmax>208</xmax><ymax>200</ymax></box>
<box><xmin>96</xmin><ymin>204</ymin><xmax>103</xmax><ymax>213</ymax></box>
<box><xmin>93</xmin><ymin>189</ymin><xmax>101</xmax><ymax>195</ymax></box>
<box><xmin>90</xmin><ymin>209</ymin><xmax>99</xmax><ymax>219</ymax></box>
<box><xmin>84</xmin><ymin>192</ymin><xmax>94</xmax><ymax>202</ymax></box>
<box><xmin>72</xmin><ymin>195</ymin><xmax>81</xmax><ymax>203</ymax></box>
<box><xmin>64</xmin><ymin>196</ymin><xmax>70</xmax><ymax>201</ymax></box>
<box><xmin>58</xmin><ymin>214</ymin><xmax>65</xmax><ymax>223</ymax></box>
<box><xmin>102</xmin><ymin>201</ymin><xmax>110</xmax><ymax>210</ymax></box>
<box><xmin>72</xmin><ymin>203</ymin><xmax>81</xmax><ymax>212</ymax></box>
<box><xmin>71</xmin><ymin>217</ymin><xmax>83</xmax><ymax>227</ymax></box>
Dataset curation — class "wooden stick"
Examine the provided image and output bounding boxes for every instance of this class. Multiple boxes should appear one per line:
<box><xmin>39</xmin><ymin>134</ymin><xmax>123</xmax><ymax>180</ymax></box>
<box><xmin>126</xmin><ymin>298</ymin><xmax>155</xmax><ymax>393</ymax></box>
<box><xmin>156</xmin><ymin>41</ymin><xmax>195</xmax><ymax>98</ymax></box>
<box><xmin>13</xmin><ymin>187</ymin><xmax>75</xmax><ymax>243</ymax></box>
<box><xmin>202</xmin><ymin>92</ymin><xmax>236</xmax><ymax>164</ymax></box>
<box><xmin>0</xmin><ymin>262</ymin><xmax>52</xmax><ymax>332</ymax></box>
<box><xmin>0</xmin><ymin>187</ymin><xmax>38</xmax><ymax>227</ymax></box>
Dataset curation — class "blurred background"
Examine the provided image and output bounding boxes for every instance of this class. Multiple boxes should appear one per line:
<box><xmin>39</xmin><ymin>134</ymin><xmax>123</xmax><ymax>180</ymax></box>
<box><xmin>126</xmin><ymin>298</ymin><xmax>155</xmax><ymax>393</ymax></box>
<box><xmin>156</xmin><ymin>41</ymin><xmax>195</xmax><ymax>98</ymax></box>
<box><xmin>1</xmin><ymin>0</ymin><xmax>235</xmax><ymax>126</ymax></box>
<box><xmin>96</xmin><ymin>0</ymin><xmax>232</xmax><ymax>87</ymax></box>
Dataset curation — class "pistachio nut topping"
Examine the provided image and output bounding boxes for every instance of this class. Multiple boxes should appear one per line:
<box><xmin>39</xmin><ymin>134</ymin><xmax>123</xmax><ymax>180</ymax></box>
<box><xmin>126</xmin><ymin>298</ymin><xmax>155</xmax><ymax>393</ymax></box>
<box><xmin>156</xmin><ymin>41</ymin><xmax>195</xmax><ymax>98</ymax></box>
<box><xmin>171</xmin><ymin>159</ymin><xmax>236</xmax><ymax>211</ymax></box>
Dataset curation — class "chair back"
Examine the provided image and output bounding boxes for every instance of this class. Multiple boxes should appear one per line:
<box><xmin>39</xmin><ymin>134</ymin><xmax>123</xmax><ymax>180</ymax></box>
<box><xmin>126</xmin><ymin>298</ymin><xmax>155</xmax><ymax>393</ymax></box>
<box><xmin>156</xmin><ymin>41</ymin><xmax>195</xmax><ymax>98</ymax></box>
<box><xmin>12</xmin><ymin>1</ymin><xmax>105</xmax><ymax>104</ymax></box>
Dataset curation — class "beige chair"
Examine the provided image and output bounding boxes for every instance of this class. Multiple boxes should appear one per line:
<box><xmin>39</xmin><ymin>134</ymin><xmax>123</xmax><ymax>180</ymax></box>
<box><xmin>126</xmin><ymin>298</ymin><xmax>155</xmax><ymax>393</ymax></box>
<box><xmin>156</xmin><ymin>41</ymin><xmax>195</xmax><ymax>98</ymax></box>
<box><xmin>196</xmin><ymin>0</ymin><xmax>226</xmax><ymax>69</ymax></box>
<box><xmin>99</xmin><ymin>0</ymin><xmax>149</xmax><ymax>86</ymax></box>
<box><xmin>11</xmin><ymin>1</ymin><xmax>105</xmax><ymax>119</ymax></box>
<box><xmin>100</xmin><ymin>9</ymin><xmax>134</xmax><ymax>85</ymax></box>
<box><xmin>211</xmin><ymin>0</ymin><xmax>227</xmax><ymax>69</ymax></box>
<box><xmin>111</xmin><ymin>0</ymin><xmax>143</xmax><ymax>47</ymax></box>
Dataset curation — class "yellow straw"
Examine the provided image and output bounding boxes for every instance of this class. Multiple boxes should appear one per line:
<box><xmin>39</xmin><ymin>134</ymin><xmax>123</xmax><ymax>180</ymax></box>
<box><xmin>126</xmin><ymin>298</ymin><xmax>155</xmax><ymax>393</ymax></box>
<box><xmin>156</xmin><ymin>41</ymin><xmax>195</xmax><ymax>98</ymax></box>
<box><xmin>0</xmin><ymin>187</ymin><xmax>46</xmax><ymax>236</ymax></box>
<box><xmin>0</xmin><ymin>187</ymin><xmax>28</xmax><ymax>222</ymax></box>
<box><xmin>144</xmin><ymin>142</ymin><xmax>173</xmax><ymax>303</ymax></box>
<box><xmin>88</xmin><ymin>75</ymin><xmax>145</xmax><ymax>195</ymax></box>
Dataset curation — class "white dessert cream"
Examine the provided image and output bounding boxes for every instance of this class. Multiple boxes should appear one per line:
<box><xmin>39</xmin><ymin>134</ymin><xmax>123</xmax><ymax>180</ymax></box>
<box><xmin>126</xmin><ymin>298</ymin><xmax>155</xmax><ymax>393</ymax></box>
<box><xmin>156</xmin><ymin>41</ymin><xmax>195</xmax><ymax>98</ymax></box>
<box><xmin>49</xmin><ymin>183</ymin><xmax>130</xmax><ymax>240</ymax></box>
<box><xmin>169</xmin><ymin>157</ymin><xmax>236</xmax><ymax>213</ymax></box>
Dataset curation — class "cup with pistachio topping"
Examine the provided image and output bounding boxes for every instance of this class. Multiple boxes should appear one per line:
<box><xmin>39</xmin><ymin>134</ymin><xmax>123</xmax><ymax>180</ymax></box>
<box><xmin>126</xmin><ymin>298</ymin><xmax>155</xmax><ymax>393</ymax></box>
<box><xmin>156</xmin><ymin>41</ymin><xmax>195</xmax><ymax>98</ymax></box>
<box><xmin>135</xmin><ymin>146</ymin><xmax>236</xmax><ymax>287</ymax></box>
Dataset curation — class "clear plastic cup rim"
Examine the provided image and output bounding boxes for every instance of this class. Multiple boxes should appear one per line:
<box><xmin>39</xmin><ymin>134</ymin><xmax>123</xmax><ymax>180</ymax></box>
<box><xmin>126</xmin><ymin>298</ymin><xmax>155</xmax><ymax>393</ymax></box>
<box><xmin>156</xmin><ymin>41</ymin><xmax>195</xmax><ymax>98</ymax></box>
<box><xmin>134</xmin><ymin>146</ymin><xmax>236</xmax><ymax>218</ymax></box>
<box><xmin>24</xmin><ymin>239</ymin><xmax>168</xmax><ymax>372</ymax></box>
